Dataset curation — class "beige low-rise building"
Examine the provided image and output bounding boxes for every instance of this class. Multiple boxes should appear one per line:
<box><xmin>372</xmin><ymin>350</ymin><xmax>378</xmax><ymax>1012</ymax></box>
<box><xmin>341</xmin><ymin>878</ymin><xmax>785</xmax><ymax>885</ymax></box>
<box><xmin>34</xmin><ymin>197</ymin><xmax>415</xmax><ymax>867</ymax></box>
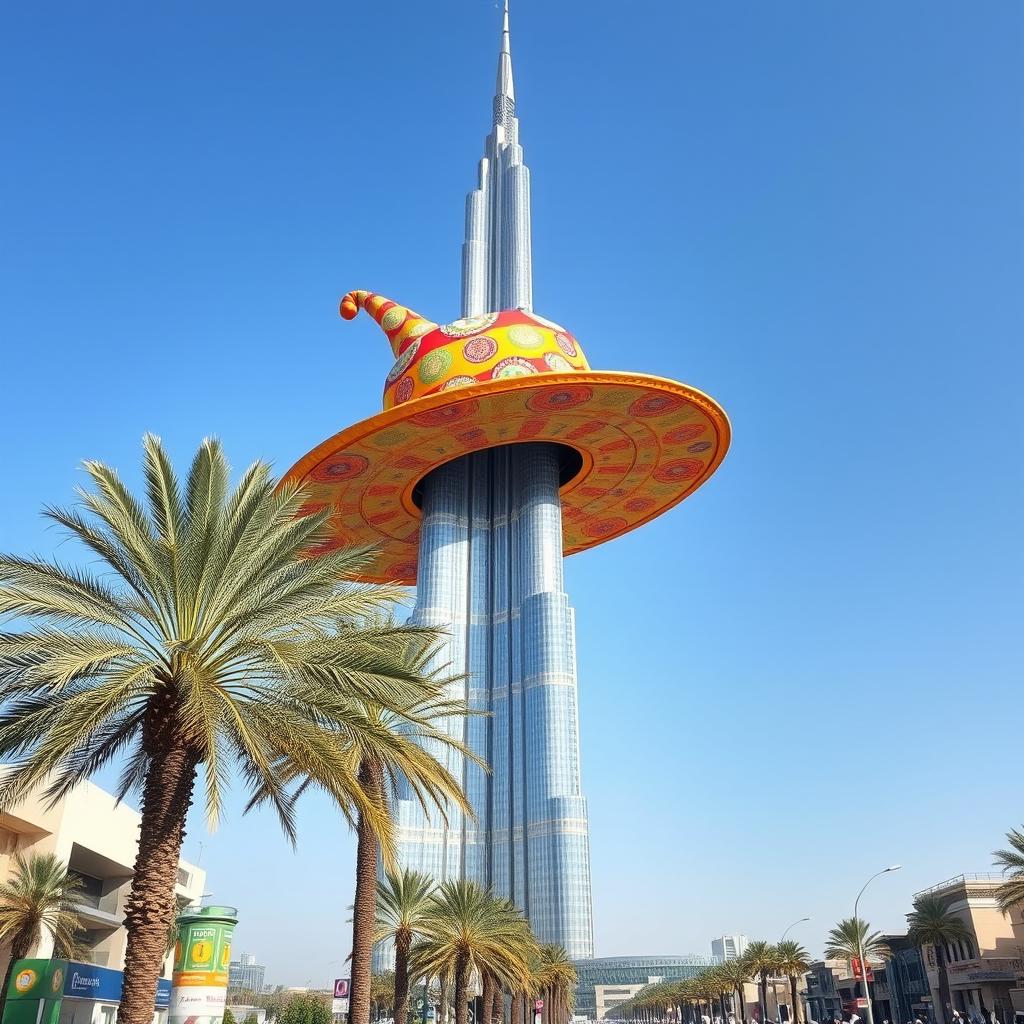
<box><xmin>912</xmin><ymin>874</ymin><xmax>1024</xmax><ymax>1024</ymax></box>
<box><xmin>0</xmin><ymin>778</ymin><xmax>205</xmax><ymax>988</ymax></box>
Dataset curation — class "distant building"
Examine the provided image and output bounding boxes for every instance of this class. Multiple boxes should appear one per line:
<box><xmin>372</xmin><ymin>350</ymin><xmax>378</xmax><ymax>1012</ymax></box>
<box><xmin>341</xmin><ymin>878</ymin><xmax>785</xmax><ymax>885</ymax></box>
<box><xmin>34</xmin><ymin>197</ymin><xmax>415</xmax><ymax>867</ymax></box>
<box><xmin>712</xmin><ymin>936</ymin><xmax>749</xmax><ymax>963</ymax></box>
<box><xmin>228</xmin><ymin>953</ymin><xmax>266</xmax><ymax>995</ymax></box>
<box><xmin>574</xmin><ymin>957</ymin><xmax>717</xmax><ymax>1020</ymax></box>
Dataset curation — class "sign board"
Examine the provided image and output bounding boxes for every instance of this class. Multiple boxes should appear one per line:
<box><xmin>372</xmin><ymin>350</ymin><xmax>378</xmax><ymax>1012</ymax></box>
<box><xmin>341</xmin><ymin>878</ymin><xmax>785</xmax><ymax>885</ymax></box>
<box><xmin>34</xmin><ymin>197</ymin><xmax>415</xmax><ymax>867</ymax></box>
<box><xmin>535</xmin><ymin>1001</ymin><xmax>544</xmax><ymax>1011</ymax></box>
<box><xmin>332</xmin><ymin>999</ymin><xmax>350</xmax><ymax>1015</ymax></box>
<box><xmin>851</xmin><ymin>960</ymin><xmax>874</xmax><ymax>983</ymax></box>
<box><xmin>170</xmin><ymin>905</ymin><xmax>238</xmax><ymax>1024</ymax></box>
<box><xmin>335</xmin><ymin>980</ymin><xmax>350</xmax><ymax>999</ymax></box>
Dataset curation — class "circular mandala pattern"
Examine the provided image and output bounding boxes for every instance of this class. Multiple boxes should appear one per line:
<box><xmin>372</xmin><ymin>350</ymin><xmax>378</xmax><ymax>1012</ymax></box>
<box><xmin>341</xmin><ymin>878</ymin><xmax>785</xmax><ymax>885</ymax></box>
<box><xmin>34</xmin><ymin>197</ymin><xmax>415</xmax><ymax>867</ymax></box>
<box><xmin>665</xmin><ymin>423</ymin><xmax>706</xmax><ymax>444</ymax></box>
<box><xmin>543</xmin><ymin>352</ymin><xmax>574</xmax><ymax>372</ymax></box>
<box><xmin>309</xmin><ymin>453</ymin><xmax>368</xmax><ymax>483</ymax></box>
<box><xmin>653</xmin><ymin>458</ymin><xmax>704</xmax><ymax>483</ymax></box>
<box><xmin>440</xmin><ymin>313</ymin><xmax>498</xmax><ymax>337</ymax></box>
<box><xmin>380</xmin><ymin>306</ymin><xmax>405</xmax><ymax>332</ymax></box>
<box><xmin>441</xmin><ymin>375</ymin><xmax>477</xmax><ymax>391</ymax></box>
<box><xmin>555</xmin><ymin>332</ymin><xmax>578</xmax><ymax>357</ymax></box>
<box><xmin>527</xmin><ymin>385</ymin><xmax>594</xmax><ymax>412</ymax></box>
<box><xmin>625</xmin><ymin>497</ymin><xmax>655</xmax><ymax>513</ymax></box>
<box><xmin>462</xmin><ymin>335</ymin><xmax>499</xmax><ymax>363</ymax></box>
<box><xmin>395</xmin><ymin>377</ymin><xmax>415</xmax><ymax>404</ymax></box>
<box><xmin>629</xmin><ymin>393</ymin><xmax>685</xmax><ymax>418</ymax></box>
<box><xmin>687</xmin><ymin>440</ymin><xmax>713</xmax><ymax>454</ymax></box>
<box><xmin>583</xmin><ymin>516</ymin><xmax>628</xmax><ymax>539</ymax></box>
<box><xmin>410</xmin><ymin>400</ymin><xmax>480</xmax><ymax>427</ymax></box>
<box><xmin>527</xmin><ymin>311</ymin><xmax>565</xmax><ymax>332</ymax></box>
<box><xmin>491</xmin><ymin>356</ymin><xmax>538</xmax><ymax>379</ymax></box>
<box><xmin>419</xmin><ymin>348</ymin><xmax>453</xmax><ymax>385</ymax></box>
<box><xmin>508</xmin><ymin>324</ymin><xmax>545</xmax><ymax>349</ymax></box>
<box><xmin>385</xmin><ymin>339</ymin><xmax>421</xmax><ymax>384</ymax></box>
<box><xmin>405</xmin><ymin>321</ymin><xmax>435</xmax><ymax>339</ymax></box>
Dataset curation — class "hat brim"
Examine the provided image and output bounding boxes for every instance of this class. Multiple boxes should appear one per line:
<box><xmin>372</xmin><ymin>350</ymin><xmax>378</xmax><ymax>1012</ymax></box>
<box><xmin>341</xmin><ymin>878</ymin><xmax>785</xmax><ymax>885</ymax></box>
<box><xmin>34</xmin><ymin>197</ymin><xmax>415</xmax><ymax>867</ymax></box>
<box><xmin>282</xmin><ymin>370</ymin><xmax>730</xmax><ymax>584</ymax></box>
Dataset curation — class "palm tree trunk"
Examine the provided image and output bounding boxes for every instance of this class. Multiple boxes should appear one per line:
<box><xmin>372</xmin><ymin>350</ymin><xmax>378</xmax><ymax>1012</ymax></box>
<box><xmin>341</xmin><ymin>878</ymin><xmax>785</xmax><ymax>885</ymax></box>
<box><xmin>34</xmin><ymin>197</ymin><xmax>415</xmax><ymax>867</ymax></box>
<box><xmin>735</xmin><ymin>986</ymin><xmax>747</xmax><ymax>1024</ymax></box>
<box><xmin>0</xmin><ymin>936</ymin><xmax>31</xmax><ymax>1023</ymax></box>
<box><xmin>936</xmin><ymin>945</ymin><xmax>951</xmax><ymax>1024</ymax></box>
<box><xmin>349</xmin><ymin>757</ymin><xmax>385</xmax><ymax>1024</ymax></box>
<box><xmin>482</xmin><ymin>973</ymin><xmax>495</xmax><ymax>1024</ymax></box>
<box><xmin>788</xmin><ymin>976</ymin><xmax>800</xmax><ymax>1024</ymax></box>
<box><xmin>454</xmin><ymin>955</ymin><xmax>470</xmax><ymax>1024</ymax></box>
<box><xmin>492</xmin><ymin>985</ymin><xmax>503</xmax><ymax>1024</ymax></box>
<box><xmin>441</xmin><ymin>976</ymin><xmax>450</xmax><ymax>1024</ymax></box>
<box><xmin>394</xmin><ymin>932</ymin><xmax>412</xmax><ymax>1024</ymax></box>
<box><xmin>118</xmin><ymin>702</ymin><xmax>200</xmax><ymax>1024</ymax></box>
<box><xmin>759</xmin><ymin>978</ymin><xmax>767</xmax><ymax>1024</ymax></box>
<box><xmin>512</xmin><ymin>991</ymin><xmax>523</xmax><ymax>1024</ymax></box>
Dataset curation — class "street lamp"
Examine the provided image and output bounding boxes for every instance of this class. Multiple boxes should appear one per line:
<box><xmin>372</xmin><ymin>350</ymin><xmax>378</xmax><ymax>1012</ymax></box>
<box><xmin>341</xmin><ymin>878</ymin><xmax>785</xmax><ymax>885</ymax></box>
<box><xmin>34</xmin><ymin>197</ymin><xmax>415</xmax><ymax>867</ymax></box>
<box><xmin>854</xmin><ymin>865</ymin><xmax>902</xmax><ymax>1024</ymax></box>
<box><xmin>781</xmin><ymin>917</ymin><xmax>811</xmax><ymax>942</ymax></box>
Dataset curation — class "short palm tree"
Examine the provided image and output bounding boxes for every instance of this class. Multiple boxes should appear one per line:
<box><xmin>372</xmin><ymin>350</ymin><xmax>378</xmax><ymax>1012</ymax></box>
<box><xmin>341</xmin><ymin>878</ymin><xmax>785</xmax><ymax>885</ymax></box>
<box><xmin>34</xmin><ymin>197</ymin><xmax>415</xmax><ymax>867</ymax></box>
<box><xmin>411</xmin><ymin>880</ymin><xmax>536</xmax><ymax>1024</ymax></box>
<box><xmin>0</xmin><ymin>437</ymin><xmax>451</xmax><ymax>1024</ymax></box>
<box><xmin>533</xmin><ymin>944</ymin><xmax>578</xmax><ymax>1024</ymax></box>
<box><xmin>0</xmin><ymin>853</ymin><xmax>86</xmax><ymax>1019</ymax></box>
<box><xmin>741</xmin><ymin>942</ymin><xmax>779</xmax><ymax>1023</ymax></box>
<box><xmin>774</xmin><ymin>942</ymin><xmax>810</xmax><ymax>1024</ymax></box>
<box><xmin>993</xmin><ymin>827</ymin><xmax>1024</xmax><ymax>914</ymax></box>
<box><xmin>375</xmin><ymin>869</ymin><xmax>437</xmax><ymax>1024</ymax></box>
<box><xmin>824</xmin><ymin>917</ymin><xmax>891</xmax><ymax>963</ymax></box>
<box><xmin>717</xmin><ymin>958</ymin><xmax>750</xmax><ymax>1024</ymax></box>
<box><xmin>907</xmin><ymin>894</ymin><xmax>972</xmax><ymax>1024</ymax></box>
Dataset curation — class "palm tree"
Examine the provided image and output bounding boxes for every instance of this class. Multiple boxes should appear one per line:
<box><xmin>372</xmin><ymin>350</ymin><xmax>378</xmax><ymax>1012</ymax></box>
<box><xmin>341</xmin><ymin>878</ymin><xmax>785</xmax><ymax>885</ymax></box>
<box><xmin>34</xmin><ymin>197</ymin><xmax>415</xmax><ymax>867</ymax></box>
<box><xmin>411</xmin><ymin>880</ymin><xmax>535</xmax><ymax>1024</ymax></box>
<box><xmin>718</xmin><ymin>959</ymin><xmax>750</xmax><ymax>1024</ymax></box>
<box><xmin>993</xmin><ymin>827</ymin><xmax>1024</xmax><ymax>914</ymax></box>
<box><xmin>533</xmin><ymin>944</ymin><xmax>577</xmax><ymax>1024</ymax></box>
<box><xmin>824</xmin><ymin>917</ymin><xmax>891</xmax><ymax>964</ymax></box>
<box><xmin>334</xmin><ymin>689</ymin><xmax>478</xmax><ymax>1024</ymax></box>
<box><xmin>0</xmin><ymin>853</ymin><xmax>86</xmax><ymax>1019</ymax></box>
<box><xmin>375</xmin><ymin>870</ymin><xmax>437</xmax><ymax>1024</ymax></box>
<box><xmin>907</xmin><ymin>894</ymin><xmax>972</xmax><ymax>1024</ymax></box>
<box><xmin>741</xmin><ymin>942</ymin><xmax>779</xmax><ymax>1023</ymax></box>
<box><xmin>774</xmin><ymin>942</ymin><xmax>810</xmax><ymax>1024</ymax></box>
<box><xmin>0</xmin><ymin>437</ymin><xmax>452</xmax><ymax>1024</ymax></box>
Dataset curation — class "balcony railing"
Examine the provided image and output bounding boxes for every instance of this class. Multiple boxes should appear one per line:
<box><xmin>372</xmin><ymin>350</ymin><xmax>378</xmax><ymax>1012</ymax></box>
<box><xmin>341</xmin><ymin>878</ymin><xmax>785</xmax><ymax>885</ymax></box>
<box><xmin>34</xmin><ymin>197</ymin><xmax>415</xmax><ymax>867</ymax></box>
<box><xmin>912</xmin><ymin>873</ymin><xmax>1004</xmax><ymax>897</ymax></box>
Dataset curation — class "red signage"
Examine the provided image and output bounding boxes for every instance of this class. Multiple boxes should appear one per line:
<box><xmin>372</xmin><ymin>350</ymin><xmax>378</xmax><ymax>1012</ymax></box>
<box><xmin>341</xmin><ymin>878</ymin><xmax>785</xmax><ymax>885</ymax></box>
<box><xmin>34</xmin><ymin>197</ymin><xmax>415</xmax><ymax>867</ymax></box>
<box><xmin>334</xmin><ymin>979</ymin><xmax>350</xmax><ymax>998</ymax></box>
<box><xmin>851</xmin><ymin>959</ymin><xmax>874</xmax><ymax>982</ymax></box>
<box><xmin>535</xmin><ymin>1000</ymin><xmax>544</xmax><ymax>1011</ymax></box>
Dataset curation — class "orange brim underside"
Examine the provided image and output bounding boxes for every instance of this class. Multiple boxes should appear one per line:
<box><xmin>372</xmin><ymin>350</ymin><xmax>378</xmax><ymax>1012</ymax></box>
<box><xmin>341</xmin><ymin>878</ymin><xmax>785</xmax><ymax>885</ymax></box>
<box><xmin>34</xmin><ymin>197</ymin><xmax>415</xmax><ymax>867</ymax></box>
<box><xmin>281</xmin><ymin>371</ymin><xmax>731</xmax><ymax>585</ymax></box>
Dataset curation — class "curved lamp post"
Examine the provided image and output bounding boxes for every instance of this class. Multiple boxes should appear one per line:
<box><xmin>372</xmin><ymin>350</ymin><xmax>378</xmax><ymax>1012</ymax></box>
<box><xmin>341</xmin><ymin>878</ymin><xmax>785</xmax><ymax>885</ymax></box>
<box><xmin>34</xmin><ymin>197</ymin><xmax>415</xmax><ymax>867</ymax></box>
<box><xmin>781</xmin><ymin>917</ymin><xmax>811</xmax><ymax>942</ymax></box>
<box><xmin>854</xmin><ymin>865</ymin><xmax>902</xmax><ymax>1024</ymax></box>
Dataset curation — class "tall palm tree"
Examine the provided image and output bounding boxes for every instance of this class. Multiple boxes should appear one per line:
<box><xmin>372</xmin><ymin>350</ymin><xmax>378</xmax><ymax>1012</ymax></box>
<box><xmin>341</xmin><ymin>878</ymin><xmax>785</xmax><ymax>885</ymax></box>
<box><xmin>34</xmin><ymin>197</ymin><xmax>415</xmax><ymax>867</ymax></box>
<box><xmin>741</xmin><ymin>942</ymin><xmax>779</xmax><ymax>1023</ymax></box>
<box><xmin>375</xmin><ymin>870</ymin><xmax>437</xmax><ymax>1024</ymax></box>
<box><xmin>411</xmin><ymin>880</ymin><xmax>535</xmax><ymax>1024</ymax></box>
<box><xmin>718</xmin><ymin>959</ymin><xmax>750</xmax><ymax>1024</ymax></box>
<box><xmin>0</xmin><ymin>437</ymin><xmax>450</xmax><ymax>1024</ymax></box>
<box><xmin>824</xmin><ymin>918</ymin><xmax>891</xmax><ymax>964</ymax></box>
<box><xmin>993</xmin><ymin>827</ymin><xmax>1024</xmax><ymax>914</ymax></box>
<box><xmin>774</xmin><ymin>942</ymin><xmax>810</xmax><ymax>1024</ymax></box>
<box><xmin>907</xmin><ymin>894</ymin><xmax>972</xmax><ymax>1024</ymax></box>
<box><xmin>0</xmin><ymin>853</ymin><xmax>86</xmax><ymax>1019</ymax></box>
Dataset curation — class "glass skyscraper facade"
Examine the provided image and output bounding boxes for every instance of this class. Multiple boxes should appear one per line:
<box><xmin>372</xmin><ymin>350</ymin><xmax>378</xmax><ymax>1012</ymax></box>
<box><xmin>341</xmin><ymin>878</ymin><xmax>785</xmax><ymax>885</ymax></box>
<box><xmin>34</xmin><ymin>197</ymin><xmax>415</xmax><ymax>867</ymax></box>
<box><xmin>383</xmin><ymin>2</ymin><xmax>595</xmax><ymax>960</ymax></box>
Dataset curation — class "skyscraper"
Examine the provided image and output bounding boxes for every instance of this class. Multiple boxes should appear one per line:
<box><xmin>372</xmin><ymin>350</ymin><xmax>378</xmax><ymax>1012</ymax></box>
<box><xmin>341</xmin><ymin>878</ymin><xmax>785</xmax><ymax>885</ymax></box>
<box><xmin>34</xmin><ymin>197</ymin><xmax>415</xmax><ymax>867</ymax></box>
<box><xmin>283</xmin><ymin>1</ymin><xmax>729</xmax><ymax>964</ymax></box>
<box><xmin>387</xmin><ymin>2</ymin><xmax>594</xmax><ymax>958</ymax></box>
<box><xmin>711</xmin><ymin>936</ymin><xmax>749</xmax><ymax>962</ymax></box>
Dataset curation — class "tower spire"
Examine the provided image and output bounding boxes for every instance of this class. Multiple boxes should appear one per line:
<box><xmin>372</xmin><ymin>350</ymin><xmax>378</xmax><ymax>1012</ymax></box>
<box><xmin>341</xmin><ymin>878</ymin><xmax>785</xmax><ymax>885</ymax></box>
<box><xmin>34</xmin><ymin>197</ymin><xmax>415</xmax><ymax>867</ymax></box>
<box><xmin>495</xmin><ymin>0</ymin><xmax>514</xmax><ymax>108</ymax></box>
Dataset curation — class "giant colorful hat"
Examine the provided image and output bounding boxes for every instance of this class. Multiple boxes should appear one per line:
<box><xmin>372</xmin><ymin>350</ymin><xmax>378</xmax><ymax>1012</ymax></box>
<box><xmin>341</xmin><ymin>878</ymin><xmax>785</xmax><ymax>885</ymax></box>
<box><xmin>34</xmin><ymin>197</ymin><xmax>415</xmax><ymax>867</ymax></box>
<box><xmin>282</xmin><ymin>291</ymin><xmax>730</xmax><ymax>584</ymax></box>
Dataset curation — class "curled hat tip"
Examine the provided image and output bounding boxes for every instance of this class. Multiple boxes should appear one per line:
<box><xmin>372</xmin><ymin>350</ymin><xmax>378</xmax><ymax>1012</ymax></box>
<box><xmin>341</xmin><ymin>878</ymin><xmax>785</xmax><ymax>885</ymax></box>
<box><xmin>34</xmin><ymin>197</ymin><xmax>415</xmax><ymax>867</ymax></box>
<box><xmin>339</xmin><ymin>291</ymin><xmax>364</xmax><ymax>320</ymax></box>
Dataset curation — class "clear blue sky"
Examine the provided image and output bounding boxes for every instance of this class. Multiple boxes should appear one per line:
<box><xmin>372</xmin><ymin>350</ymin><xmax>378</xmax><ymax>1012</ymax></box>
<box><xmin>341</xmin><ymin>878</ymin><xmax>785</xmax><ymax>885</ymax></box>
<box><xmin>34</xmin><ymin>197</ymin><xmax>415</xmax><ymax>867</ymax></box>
<box><xmin>2</xmin><ymin>0</ymin><xmax>1023</xmax><ymax>986</ymax></box>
